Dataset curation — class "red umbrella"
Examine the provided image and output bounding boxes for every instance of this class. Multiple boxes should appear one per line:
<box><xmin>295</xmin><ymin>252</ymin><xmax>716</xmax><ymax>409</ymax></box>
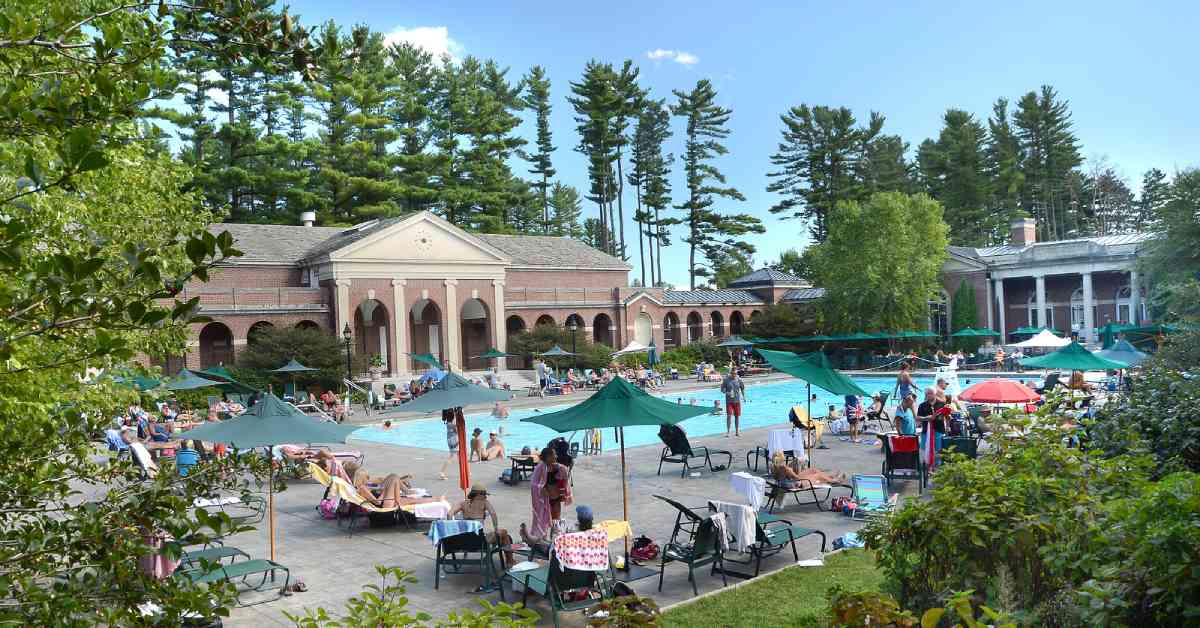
<box><xmin>960</xmin><ymin>378</ymin><xmax>1040</xmax><ymax>404</ymax></box>
<box><xmin>454</xmin><ymin>407</ymin><xmax>470</xmax><ymax>495</ymax></box>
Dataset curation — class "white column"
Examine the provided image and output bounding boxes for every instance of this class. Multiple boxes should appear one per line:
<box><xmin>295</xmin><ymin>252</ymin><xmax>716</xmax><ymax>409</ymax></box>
<box><xmin>1035</xmin><ymin>275</ymin><xmax>1047</xmax><ymax>329</ymax></box>
<box><xmin>1129</xmin><ymin>270</ymin><xmax>1141</xmax><ymax>325</ymax></box>
<box><xmin>492</xmin><ymin>279</ymin><xmax>507</xmax><ymax>371</ymax></box>
<box><xmin>444</xmin><ymin>279</ymin><xmax>460</xmax><ymax>372</ymax></box>
<box><xmin>994</xmin><ymin>278</ymin><xmax>1006</xmax><ymax>344</ymax></box>
<box><xmin>985</xmin><ymin>277</ymin><xmax>994</xmax><ymax>332</ymax></box>
<box><xmin>335</xmin><ymin>279</ymin><xmax>351</xmax><ymax>336</ymax></box>
<box><xmin>391</xmin><ymin>279</ymin><xmax>408</xmax><ymax>377</ymax></box>
<box><xmin>1082</xmin><ymin>272</ymin><xmax>1094</xmax><ymax>345</ymax></box>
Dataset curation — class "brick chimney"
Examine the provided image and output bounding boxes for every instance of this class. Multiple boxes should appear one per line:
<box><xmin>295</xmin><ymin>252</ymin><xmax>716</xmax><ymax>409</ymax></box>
<box><xmin>1010</xmin><ymin>217</ymin><xmax>1036</xmax><ymax>246</ymax></box>
<box><xmin>300</xmin><ymin>211</ymin><xmax>316</xmax><ymax>227</ymax></box>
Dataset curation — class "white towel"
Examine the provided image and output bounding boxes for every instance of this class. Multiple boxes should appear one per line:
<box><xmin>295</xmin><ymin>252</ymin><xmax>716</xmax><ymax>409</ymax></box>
<box><xmin>411</xmin><ymin>500</ymin><xmax>451</xmax><ymax>520</ymax></box>
<box><xmin>731</xmin><ymin>471</ymin><xmax>766</xmax><ymax>511</ymax></box>
<box><xmin>709</xmin><ymin>512</ymin><xmax>730</xmax><ymax>553</ymax></box>
<box><xmin>712</xmin><ymin>500</ymin><xmax>756</xmax><ymax>553</ymax></box>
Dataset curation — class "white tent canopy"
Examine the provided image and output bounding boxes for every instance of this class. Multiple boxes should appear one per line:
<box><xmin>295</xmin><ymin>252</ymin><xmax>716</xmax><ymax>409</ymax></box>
<box><xmin>612</xmin><ymin>341</ymin><xmax>650</xmax><ymax>356</ymax></box>
<box><xmin>1009</xmin><ymin>329</ymin><xmax>1072</xmax><ymax>348</ymax></box>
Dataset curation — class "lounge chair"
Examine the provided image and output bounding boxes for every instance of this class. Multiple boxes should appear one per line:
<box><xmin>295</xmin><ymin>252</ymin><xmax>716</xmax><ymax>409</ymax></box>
<box><xmin>942</xmin><ymin>436</ymin><xmax>979</xmax><ymax>459</ymax></box>
<box><xmin>864</xmin><ymin>392</ymin><xmax>892</xmax><ymax>433</ymax></box>
<box><xmin>501</xmin><ymin>551</ymin><xmax>613</xmax><ymax>628</ymax></box>
<box><xmin>707</xmin><ymin>500</ymin><xmax>826</xmax><ymax>578</ymax></box>
<box><xmin>847</xmin><ymin>474</ymin><xmax>896</xmax><ymax>519</ymax></box>
<box><xmin>657</xmin><ymin>424</ymin><xmax>732</xmax><ymax>478</ymax></box>
<box><xmin>658</xmin><ymin>516</ymin><xmax>727</xmax><ymax>596</ymax></box>
<box><xmin>327</xmin><ymin>475</ymin><xmax>446</xmax><ymax>533</ymax></box>
<box><xmin>433</xmin><ymin>526</ymin><xmax>494</xmax><ymax>591</ymax></box>
<box><xmin>881</xmin><ymin>434</ymin><xmax>925</xmax><ymax>493</ymax></box>
<box><xmin>508</xmin><ymin>454</ymin><xmax>538</xmax><ymax>483</ymax></box>
<box><xmin>763</xmin><ymin>468</ymin><xmax>840</xmax><ymax>513</ymax></box>
<box><xmin>1036</xmin><ymin>372</ymin><xmax>1063</xmax><ymax>394</ymax></box>
<box><xmin>177</xmin><ymin>557</ymin><xmax>290</xmax><ymax>605</ymax></box>
<box><xmin>179</xmin><ymin>546</ymin><xmax>251</xmax><ymax>571</ymax></box>
<box><xmin>654</xmin><ymin>495</ymin><xmax>707</xmax><ymax>546</ymax></box>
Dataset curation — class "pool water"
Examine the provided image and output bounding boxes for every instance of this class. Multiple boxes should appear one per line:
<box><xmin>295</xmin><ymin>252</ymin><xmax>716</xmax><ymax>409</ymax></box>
<box><xmin>353</xmin><ymin>374</ymin><xmax>1026</xmax><ymax>452</ymax></box>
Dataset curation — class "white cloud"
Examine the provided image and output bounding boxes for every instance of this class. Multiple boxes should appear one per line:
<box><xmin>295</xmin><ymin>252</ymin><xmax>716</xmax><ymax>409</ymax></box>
<box><xmin>645</xmin><ymin>48</ymin><xmax>700</xmax><ymax>66</ymax></box>
<box><xmin>383</xmin><ymin>25</ymin><xmax>463</xmax><ymax>63</ymax></box>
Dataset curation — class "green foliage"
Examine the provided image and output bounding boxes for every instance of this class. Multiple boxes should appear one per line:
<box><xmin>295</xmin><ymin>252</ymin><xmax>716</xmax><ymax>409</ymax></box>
<box><xmin>287</xmin><ymin>565</ymin><xmax>537</xmax><ymax>627</ymax></box>
<box><xmin>771</xmin><ymin>248</ymin><xmax>811</xmax><ymax>280</ymax></box>
<box><xmin>521</xmin><ymin>65</ymin><xmax>556</xmax><ymax>232</ymax></box>
<box><xmin>507</xmin><ymin>324</ymin><xmax>612</xmax><ymax>371</ymax></box>
<box><xmin>237</xmin><ymin>326</ymin><xmax>367</xmax><ymax>391</ymax></box>
<box><xmin>809</xmin><ymin>192</ymin><xmax>949</xmax><ymax>333</ymax></box>
<box><xmin>1142</xmin><ymin>168</ymin><xmax>1200</xmax><ymax>320</ymax></box>
<box><xmin>1089</xmin><ymin>331</ymin><xmax>1200</xmax><ymax>474</ymax></box>
<box><xmin>746</xmin><ymin>304</ymin><xmax>808</xmax><ymax>339</ymax></box>
<box><xmin>918</xmin><ymin>110</ymin><xmax>993</xmax><ymax>247</ymax></box>
<box><xmin>671</xmin><ymin>79</ymin><xmax>763</xmax><ymax>289</ymax></box>
<box><xmin>827</xmin><ymin>586</ymin><xmax>916</xmax><ymax>627</ymax></box>
<box><xmin>1013</xmin><ymin>86</ymin><xmax>1084</xmax><ymax>241</ymax></box>
<box><xmin>1077</xmin><ymin>472</ymin><xmax>1200</xmax><ymax>627</ymax></box>
<box><xmin>629</xmin><ymin>98</ymin><xmax>675</xmax><ymax>288</ymax></box>
<box><xmin>950</xmin><ymin>280</ymin><xmax>980</xmax><ymax>351</ymax></box>
<box><xmin>653</xmin><ymin>339</ymin><xmax>731</xmax><ymax>374</ymax></box>
<box><xmin>548</xmin><ymin>182</ymin><xmax>583</xmax><ymax>237</ymax></box>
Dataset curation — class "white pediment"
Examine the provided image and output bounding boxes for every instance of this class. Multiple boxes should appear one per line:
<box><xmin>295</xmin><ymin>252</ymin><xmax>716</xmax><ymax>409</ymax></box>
<box><xmin>331</xmin><ymin>212</ymin><xmax>510</xmax><ymax>265</ymax></box>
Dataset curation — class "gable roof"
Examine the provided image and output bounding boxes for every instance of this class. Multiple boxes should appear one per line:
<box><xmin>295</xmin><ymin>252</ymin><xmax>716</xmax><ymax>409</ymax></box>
<box><xmin>662</xmin><ymin>289</ymin><xmax>763</xmax><ymax>305</ymax></box>
<box><xmin>781</xmin><ymin>287</ymin><xmax>826</xmax><ymax>302</ymax></box>
<box><xmin>728</xmin><ymin>267</ymin><xmax>808</xmax><ymax>288</ymax></box>
<box><xmin>209</xmin><ymin>223</ymin><xmax>343</xmax><ymax>264</ymax></box>
<box><xmin>475</xmin><ymin>234</ymin><xmax>629</xmax><ymax>270</ymax></box>
<box><xmin>300</xmin><ymin>216</ymin><xmax>407</xmax><ymax>262</ymax></box>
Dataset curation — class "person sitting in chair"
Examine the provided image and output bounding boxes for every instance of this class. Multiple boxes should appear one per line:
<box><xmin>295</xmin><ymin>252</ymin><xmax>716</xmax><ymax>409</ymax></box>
<box><xmin>344</xmin><ymin>462</ymin><xmax>439</xmax><ymax>510</ymax></box>
<box><xmin>449</xmin><ymin>483</ymin><xmax>515</xmax><ymax>566</ymax></box>
<box><xmin>769</xmin><ymin>451</ymin><xmax>846</xmax><ymax>487</ymax></box>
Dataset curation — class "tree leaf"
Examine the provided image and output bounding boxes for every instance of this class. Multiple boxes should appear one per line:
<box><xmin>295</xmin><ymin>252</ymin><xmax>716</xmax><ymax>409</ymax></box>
<box><xmin>921</xmin><ymin>608</ymin><xmax>945</xmax><ymax>628</ymax></box>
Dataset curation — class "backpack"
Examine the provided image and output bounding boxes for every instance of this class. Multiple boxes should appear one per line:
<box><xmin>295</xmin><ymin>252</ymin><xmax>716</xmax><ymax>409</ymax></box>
<box><xmin>318</xmin><ymin>497</ymin><xmax>340</xmax><ymax>520</ymax></box>
<box><xmin>630</xmin><ymin>535</ymin><xmax>659</xmax><ymax>562</ymax></box>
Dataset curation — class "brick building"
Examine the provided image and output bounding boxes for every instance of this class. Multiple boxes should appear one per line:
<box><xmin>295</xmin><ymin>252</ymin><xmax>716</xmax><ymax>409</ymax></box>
<box><xmin>171</xmin><ymin>212</ymin><xmax>1151</xmax><ymax>376</ymax></box>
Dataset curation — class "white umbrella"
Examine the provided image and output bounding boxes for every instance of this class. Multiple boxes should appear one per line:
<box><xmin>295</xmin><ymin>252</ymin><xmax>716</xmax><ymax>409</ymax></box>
<box><xmin>612</xmin><ymin>340</ymin><xmax>649</xmax><ymax>356</ymax></box>
<box><xmin>1008</xmin><ymin>329</ymin><xmax>1071</xmax><ymax>349</ymax></box>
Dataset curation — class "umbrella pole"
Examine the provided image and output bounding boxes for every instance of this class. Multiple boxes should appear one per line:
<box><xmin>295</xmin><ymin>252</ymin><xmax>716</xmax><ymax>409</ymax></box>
<box><xmin>268</xmin><ymin>446</ymin><xmax>277</xmax><ymax>564</ymax></box>
<box><xmin>619</xmin><ymin>426</ymin><xmax>630</xmax><ymax>569</ymax></box>
<box><xmin>806</xmin><ymin>383</ymin><xmax>813</xmax><ymax>469</ymax></box>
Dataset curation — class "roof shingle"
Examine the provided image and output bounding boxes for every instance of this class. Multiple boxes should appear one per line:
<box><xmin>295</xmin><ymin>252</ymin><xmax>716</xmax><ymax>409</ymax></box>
<box><xmin>661</xmin><ymin>289</ymin><xmax>763</xmax><ymax>305</ymax></box>
<box><xmin>475</xmin><ymin>234</ymin><xmax>629</xmax><ymax>270</ymax></box>
<box><xmin>728</xmin><ymin>267</ymin><xmax>808</xmax><ymax>287</ymax></box>
<box><xmin>781</xmin><ymin>287</ymin><xmax>826</xmax><ymax>302</ymax></box>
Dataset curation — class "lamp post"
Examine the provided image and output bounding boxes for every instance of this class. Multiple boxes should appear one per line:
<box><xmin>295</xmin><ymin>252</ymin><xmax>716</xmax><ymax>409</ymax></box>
<box><xmin>342</xmin><ymin>322</ymin><xmax>353</xmax><ymax>394</ymax></box>
<box><xmin>566</xmin><ymin>320</ymin><xmax>578</xmax><ymax>372</ymax></box>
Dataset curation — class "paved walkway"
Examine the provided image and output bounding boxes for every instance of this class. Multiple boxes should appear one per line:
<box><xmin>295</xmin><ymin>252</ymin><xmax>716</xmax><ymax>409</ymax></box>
<box><xmin>223</xmin><ymin>403</ymin><xmax>909</xmax><ymax>626</ymax></box>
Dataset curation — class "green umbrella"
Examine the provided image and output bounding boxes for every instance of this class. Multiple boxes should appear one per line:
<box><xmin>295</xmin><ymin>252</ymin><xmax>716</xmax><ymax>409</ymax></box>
<box><xmin>522</xmin><ymin>377</ymin><xmax>710</xmax><ymax>559</ymax></box>
<box><xmin>1095</xmin><ymin>339</ymin><xmax>1148</xmax><ymax>367</ymax></box>
<box><xmin>473</xmin><ymin>347</ymin><xmax>516</xmax><ymax>359</ymax></box>
<box><xmin>717</xmin><ymin>336</ymin><xmax>756</xmax><ymax>348</ymax></box>
<box><xmin>165</xmin><ymin>369</ymin><xmax>241</xmax><ymax>392</ymax></box>
<box><xmin>798</xmin><ymin>351</ymin><xmax>835</xmax><ymax>370</ymax></box>
<box><xmin>181</xmin><ymin>393</ymin><xmax>360</xmax><ymax>562</ymax></box>
<box><xmin>393</xmin><ymin>371</ymin><xmax>512</xmax><ymax>414</ymax></box>
<box><xmin>111</xmin><ymin>369</ymin><xmax>161</xmax><ymax>391</ymax></box>
<box><xmin>647</xmin><ymin>339</ymin><xmax>658</xmax><ymax>367</ymax></box>
<box><xmin>805</xmin><ymin>334</ymin><xmax>834</xmax><ymax>342</ymax></box>
<box><xmin>951</xmin><ymin>328</ymin><xmax>982</xmax><ymax>337</ymax></box>
<box><xmin>271</xmin><ymin>359</ymin><xmax>319</xmax><ymax>399</ymax></box>
<box><xmin>540</xmin><ymin>345</ymin><xmax>577</xmax><ymax>357</ymax></box>
<box><xmin>1019</xmin><ymin>341</ymin><xmax>1129</xmax><ymax>371</ymax></box>
<box><xmin>756</xmin><ymin>348</ymin><xmax>866</xmax><ymax>468</ymax></box>
<box><xmin>199</xmin><ymin>365</ymin><xmax>235</xmax><ymax>381</ymax></box>
<box><xmin>410</xmin><ymin>353</ymin><xmax>443</xmax><ymax>368</ymax></box>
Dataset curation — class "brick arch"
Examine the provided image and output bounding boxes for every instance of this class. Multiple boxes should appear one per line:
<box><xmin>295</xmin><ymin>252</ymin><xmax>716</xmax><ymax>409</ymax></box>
<box><xmin>710</xmin><ymin>311</ymin><xmax>725</xmax><ymax>338</ymax></box>
<box><xmin>663</xmin><ymin>312</ymin><xmax>681</xmax><ymax>349</ymax></box>
<box><xmin>729</xmin><ymin>311</ymin><xmax>745</xmax><ymax>335</ymax></box>
<box><xmin>247</xmin><ymin>321</ymin><xmax>274</xmax><ymax>346</ymax></box>
<box><xmin>686</xmin><ymin>311</ymin><xmax>704</xmax><ymax>343</ymax></box>
<box><xmin>198</xmin><ymin>322</ymin><xmax>234</xmax><ymax>369</ymax></box>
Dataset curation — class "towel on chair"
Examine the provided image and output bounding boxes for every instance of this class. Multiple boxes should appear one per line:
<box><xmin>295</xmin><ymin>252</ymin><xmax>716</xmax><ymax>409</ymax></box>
<box><xmin>731</xmin><ymin>472</ymin><xmax>766</xmax><ymax>511</ymax></box>
<box><xmin>552</xmin><ymin>529</ymin><xmax>610</xmax><ymax>571</ymax></box>
<box><xmin>712</xmin><ymin>500</ymin><xmax>756</xmax><ymax>553</ymax></box>
<box><xmin>709</xmin><ymin>512</ymin><xmax>730</xmax><ymax>553</ymax></box>
<box><xmin>427</xmin><ymin>519</ymin><xmax>482</xmax><ymax>546</ymax></box>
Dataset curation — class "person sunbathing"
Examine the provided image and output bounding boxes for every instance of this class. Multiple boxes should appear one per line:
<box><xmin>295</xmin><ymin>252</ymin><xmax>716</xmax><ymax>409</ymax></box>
<box><xmin>315</xmin><ymin>449</ymin><xmax>350</xmax><ymax>482</ymax></box>
<box><xmin>344</xmin><ymin>462</ymin><xmax>438</xmax><ymax>509</ymax></box>
<box><xmin>1068</xmin><ymin>370</ymin><xmax>1094</xmax><ymax>391</ymax></box>
<box><xmin>769</xmin><ymin>452</ymin><xmax>846</xmax><ymax>488</ymax></box>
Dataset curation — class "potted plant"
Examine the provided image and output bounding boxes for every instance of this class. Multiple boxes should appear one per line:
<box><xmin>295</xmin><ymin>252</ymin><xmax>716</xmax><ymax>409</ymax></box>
<box><xmin>369</xmin><ymin>354</ymin><xmax>385</xmax><ymax>380</ymax></box>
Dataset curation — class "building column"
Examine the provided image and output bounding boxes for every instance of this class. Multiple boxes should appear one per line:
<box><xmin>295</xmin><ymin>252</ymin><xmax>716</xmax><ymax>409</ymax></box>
<box><xmin>1035</xmin><ymin>275</ymin><xmax>1047</xmax><ymax>329</ymax></box>
<box><xmin>444</xmin><ymin>279</ymin><xmax>460</xmax><ymax>372</ymax></box>
<box><xmin>1082</xmin><ymin>272</ymin><xmax>1094</xmax><ymax>345</ymax></box>
<box><xmin>1129</xmin><ymin>270</ymin><xmax>1141</xmax><ymax>325</ymax></box>
<box><xmin>391</xmin><ymin>279</ymin><xmax>408</xmax><ymax>377</ymax></box>
<box><xmin>994</xmin><ymin>278</ymin><xmax>1006</xmax><ymax>344</ymax></box>
<box><xmin>335</xmin><ymin>279</ymin><xmax>352</xmax><ymax>337</ymax></box>
<box><xmin>985</xmin><ymin>277</ymin><xmax>994</xmax><ymax>333</ymax></box>
<box><xmin>492</xmin><ymin>279</ymin><xmax>507</xmax><ymax>371</ymax></box>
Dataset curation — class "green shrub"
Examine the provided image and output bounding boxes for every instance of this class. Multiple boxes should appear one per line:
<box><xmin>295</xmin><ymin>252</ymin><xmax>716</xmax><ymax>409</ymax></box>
<box><xmin>238</xmin><ymin>326</ymin><xmax>368</xmax><ymax>391</ymax></box>
<box><xmin>1090</xmin><ymin>331</ymin><xmax>1200</xmax><ymax>474</ymax></box>
<box><xmin>507</xmin><ymin>324</ymin><xmax>612</xmax><ymax>370</ymax></box>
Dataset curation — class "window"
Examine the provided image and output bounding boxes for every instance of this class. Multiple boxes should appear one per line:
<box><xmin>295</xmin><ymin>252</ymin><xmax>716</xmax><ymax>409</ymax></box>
<box><xmin>928</xmin><ymin>291</ymin><xmax>949</xmax><ymax>339</ymax></box>
<box><xmin>1070</xmin><ymin>288</ymin><xmax>1084</xmax><ymax>332</ymax></box>
<box><xmin>1115</xmin><ymin>286</ymin><xmax>1147</xmax><ymax>324</ymax></box>
<box><xmin>1027</xmin><ymin>295</ymin><xmax>1054</xmax><ymax>329</ymax></box>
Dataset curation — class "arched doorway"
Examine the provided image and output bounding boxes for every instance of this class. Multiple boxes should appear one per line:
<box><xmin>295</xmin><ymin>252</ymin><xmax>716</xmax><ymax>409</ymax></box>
<box><xmin>634</xmin><ymin>312</ymin><xmax>652</xmax><ymax>346</ymax></box>
<box><xmin>506</xmin><ymin>315</ymin><xmax>530</xmax><ymax>369</ymax></box>
<box><xmin>198</xmin><ymin>322</ymin><xmax>234</xmax><ymax>369</ymax></box>
<box><xmin>535</xmin><ymin>314</ymin><xmax>556</xmax><ymax>328</ymax></box>
<box><xmin>729</xmin><ymin>311</ymin><xmax>745</xmax><ymax>335</ymax></box>
<box><xmin>461</xmin><ymin>298</ymin><xmax>491</xmax><ymax>370</ymax></box>
<box><xmin>663</xmin><ymin>312</ymin><xmax>681</xmax><ymax>349</ymax></box>
<box><xmin>409</xmin><ymin>299</ymin><xmax>443</xmax><ymax>370</ymax></box>
<box><xmin>355</xmin><ymin>299</ymin><xmax>391</xmax><ymax>373</ymax></box>
<box><xmin>248</xmin><ymin>321</ymin><xmax>274</xmax><ymax>346</ymax></box>
<box><xmin>564</xmin><ymin>313</ymin><xmax>585</xmax><ymax>331</ymax></box>
<box><xmin>593</xmin><ymin>313</ymin><xmax>614</xmax><ymax>348</ymax></box>
<box><xmin>710</xmin><ymin>311</ymin><xmax>725</xmax><ymax>338</ymax></box>
<box><xmin>295</xmin><ymin>320</ymin><xmax>320</xmax><ymax>331</ymax></box>
<box><xmin>686</xmin><ymin>312</ymin><xmax>703</xmax><ymax>343</ymax></box>
<box><xmin>1115</xmin><ymin>285</ymin><xmax>1146</xmax><ymax>324</ymax></box>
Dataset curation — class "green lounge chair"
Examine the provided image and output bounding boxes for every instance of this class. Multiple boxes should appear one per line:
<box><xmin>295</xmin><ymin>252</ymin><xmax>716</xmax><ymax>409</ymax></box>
<box><xmin>434</xmin><ymin>529</ymin><xmax>494</xmax><ymax>591</ymax></box>
<box><xmin>502</xmin><ymin>553</ymin><xmax>612</xmax><ymax>628</ymax></box>
<box><xmin>180</xmin><ymin>546</ymin><xmax>250</xmax><ymax>571</ymax></box>
<box><xmin>849</xmin><ymin>474</ymin><xmax>895</xmax><ymax>520</ymax></box>
<box><xmin>707</xmin><ymin>502</ymin><xmax>827</xmax><ymax>578</ymax></box>
<box><xmin>658</xmin><ymin>516</ymin><xmax>727</xmax><ymax>596</ymax></box>
<box><xmin>657</xmin><ymin>424</ymin><xmax>732</xmax><ymax>478</ymax></box>
<box><xmin>178</xmin><ymin>559</ymin><xmax>290</xmax><ymax>605</ymax></box>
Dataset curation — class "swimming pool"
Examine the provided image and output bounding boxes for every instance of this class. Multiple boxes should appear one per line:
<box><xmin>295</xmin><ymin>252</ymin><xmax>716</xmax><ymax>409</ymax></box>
<box><xmin>353</xmin><ymin>374</ymin><xmax>1026</xmax><ymax>452</ymax></box>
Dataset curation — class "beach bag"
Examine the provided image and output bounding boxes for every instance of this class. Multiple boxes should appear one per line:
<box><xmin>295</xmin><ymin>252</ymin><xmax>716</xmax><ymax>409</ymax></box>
<box><xmin>630</xmin><ymin>535</ymin><xmax>659</xmax><ymax>562</ymax></box>
<box><xmin>318</xmin><ymin>497</ymin><xmax>340</xmax><ymax>520</ymax></box>
<box><xmin>499</xmin><ymin>468</ymin><xmax>516</xmax><ymax>485</ymax></box>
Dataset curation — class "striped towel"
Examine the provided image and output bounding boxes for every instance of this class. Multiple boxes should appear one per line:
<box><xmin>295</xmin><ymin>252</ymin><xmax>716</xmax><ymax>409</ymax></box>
<box><xmin>427</xmin><ymin>519</ymin><xmax>482</xmax><ymax>546</ymax></box>
<box><xmin>552</xmin><ymin>529</ymin><xmax>610</xmax><ymax>572</ymax></box>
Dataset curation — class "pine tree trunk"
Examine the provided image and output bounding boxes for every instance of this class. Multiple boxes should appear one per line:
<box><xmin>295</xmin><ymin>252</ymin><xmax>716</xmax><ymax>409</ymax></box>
<box><xmin>542</xmin><ymin>174</ymin><xmax>549</xmax><ymax>234</ymax></box>
<box><xmin>616</xmin><ymin>151</ymin><xmax>627</xmax><ymax>259</ymax></box>
<box><xmin>654</xmin><ymin>206</ymin><xmax>663</xmax><ymax>287</ymax></box>
<box><xmin>635</xmin><ymin>183</ymin><xmax>646</xmax><ymax>287</ymax></box>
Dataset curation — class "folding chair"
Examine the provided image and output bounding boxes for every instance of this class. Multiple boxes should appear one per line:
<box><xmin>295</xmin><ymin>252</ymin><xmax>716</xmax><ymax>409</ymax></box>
<box><xmin>657</xmin><ymin>424</ymin><xmax>732</xmax><ymax>478</ymax></box>
<box><xmin>882</xmin><ymin>434</ymin><xmax>925</xmax><ymax>493</ymax></box>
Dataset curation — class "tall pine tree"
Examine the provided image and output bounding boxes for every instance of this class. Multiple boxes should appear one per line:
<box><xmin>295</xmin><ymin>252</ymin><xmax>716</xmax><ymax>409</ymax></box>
<box><xmin>1013</xmin><ymin>85</ymin><xmax>1082</xmax><ymax>241</ymax></box>
<box><xmin>917</xmin><ymin>109</ymin><xmax>992</xmax><ymax>246</ymax></box>
<box><xmin>568</xmin><ymin>61</ymin><xmax>620</xmax><ymax>254</ymax></box>
<box><xmin>984</xmin><ymin>98</ymin><xmax>1025</xmax><ymax>244</ymax></box>
<box><xmin>671</xmin><ymin>79</ymin><xmax>763</xmax><ymax>289</ymax></box>
<box><xmin>521</xmin><ymin>66</ymin><xmax>556</xmax><ymax>232</ymax></box>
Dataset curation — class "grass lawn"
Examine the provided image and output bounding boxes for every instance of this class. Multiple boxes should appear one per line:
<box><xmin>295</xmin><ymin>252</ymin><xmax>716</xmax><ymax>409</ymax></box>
<box><xmin>660</xmin><ymin>549</ymin><xmax>884</xmax><ymax>628</ymax></box>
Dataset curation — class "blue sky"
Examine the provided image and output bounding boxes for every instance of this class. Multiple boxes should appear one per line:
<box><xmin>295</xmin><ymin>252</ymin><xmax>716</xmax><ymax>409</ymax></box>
<box><xmin>283</xmin><ymin>0</ymin><xmax>1199</xmax><ymax>288</ymax></box>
